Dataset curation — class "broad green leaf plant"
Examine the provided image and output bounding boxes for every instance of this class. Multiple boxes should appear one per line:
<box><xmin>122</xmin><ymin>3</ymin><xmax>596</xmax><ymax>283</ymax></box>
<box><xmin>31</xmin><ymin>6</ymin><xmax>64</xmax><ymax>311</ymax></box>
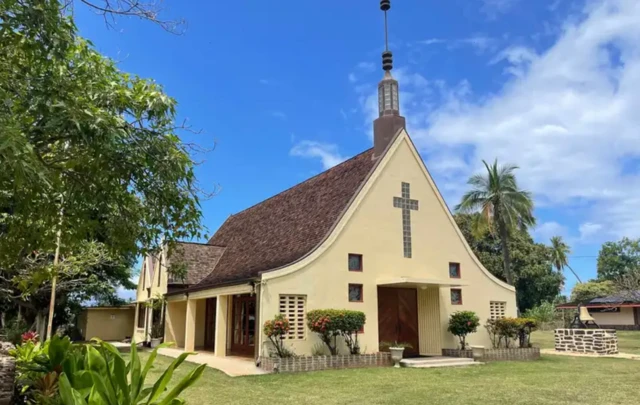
<box><xmin>58</xmin><ymin>339</ymin><xmax>206</xmax><ymax>405</ymax></box>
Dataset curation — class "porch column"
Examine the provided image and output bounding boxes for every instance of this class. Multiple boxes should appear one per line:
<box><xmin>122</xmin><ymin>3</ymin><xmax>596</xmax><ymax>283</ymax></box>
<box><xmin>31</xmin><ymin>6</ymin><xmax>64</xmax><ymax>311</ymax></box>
<box><xmin>214</xmin><ymin>295</ymin><xmax>229</xmax><ymax>357</ymax></box>
<box><xmin>184</xmin><ymin>298</ymin><xmax>197</xmax><ymax>352</ymax></box>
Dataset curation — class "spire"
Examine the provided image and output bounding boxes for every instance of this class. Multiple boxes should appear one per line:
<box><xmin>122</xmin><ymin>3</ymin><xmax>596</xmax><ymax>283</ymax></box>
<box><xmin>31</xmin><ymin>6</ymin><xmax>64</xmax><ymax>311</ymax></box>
<box><xmin>373</xmin><ymin>0</ymin><xmax>406</xmax><ymax>158</ymax></box>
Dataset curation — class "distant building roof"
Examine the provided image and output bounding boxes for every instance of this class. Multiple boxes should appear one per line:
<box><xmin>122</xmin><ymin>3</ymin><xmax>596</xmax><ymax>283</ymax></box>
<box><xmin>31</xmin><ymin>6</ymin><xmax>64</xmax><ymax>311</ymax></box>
<box><xmin>557</xmin><ymin>290</ymin><xmax>640</xmax><ymax>309</ymax></box>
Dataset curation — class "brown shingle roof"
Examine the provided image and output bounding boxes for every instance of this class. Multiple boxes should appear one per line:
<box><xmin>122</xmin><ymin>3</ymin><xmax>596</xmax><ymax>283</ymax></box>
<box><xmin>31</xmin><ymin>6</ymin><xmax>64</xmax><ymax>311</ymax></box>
<box><xmin>192</xmin><ymin>148</ymin><xmax>378</xmax><ymax>289</ymax></box>
<box><xmin>166</xmin><ymin>242</ymin><xmax>225</xmax><ymax>285</ymax></box>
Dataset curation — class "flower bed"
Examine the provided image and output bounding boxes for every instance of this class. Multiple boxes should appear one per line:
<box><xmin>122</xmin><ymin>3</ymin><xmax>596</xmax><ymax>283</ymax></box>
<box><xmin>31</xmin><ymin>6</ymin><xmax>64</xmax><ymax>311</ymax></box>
<box><xmin>442</xmin><ymin>347</ymin><xmax>540</xmax><ymax>362</ymax></box>
<box><xmin>259</xmin><ymin>352</ymin><xmax>392</xmax><ymax>373</ymax></box>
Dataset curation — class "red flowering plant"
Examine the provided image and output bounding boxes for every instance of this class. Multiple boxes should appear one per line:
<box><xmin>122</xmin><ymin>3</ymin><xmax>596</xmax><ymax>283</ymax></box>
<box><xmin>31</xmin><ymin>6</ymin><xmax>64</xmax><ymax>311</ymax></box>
<box><xmin>21</xmin><ymin>331</ymin><xmax>39</xmax><ymax>344</ymax></box>
<box><xmin>263</xmin><ymin>315</ymin><xmax>294</xmax><ymax>358</ymax></box>
<box><xmin>447</xmin><ymin>311</ymin><xmax>480</xmax><ymax>350</ymax></box>
<box><xmin>307</xmin><ymin>309</ymin><xmax>366</xmax><ymax>355</ymax></box>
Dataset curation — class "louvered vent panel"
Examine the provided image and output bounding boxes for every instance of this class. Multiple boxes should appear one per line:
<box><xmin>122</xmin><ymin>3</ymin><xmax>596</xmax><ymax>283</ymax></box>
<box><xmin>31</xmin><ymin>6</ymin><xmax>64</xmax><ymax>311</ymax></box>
<box><xmin>490</xmin><ymin>301</ymin><xmax>506</xmax><ymax>320</ymax></box>
<box><xmin>279</xmin><ymin>295</ymin><xmax>306</xmax><ymax>340</ymax></box>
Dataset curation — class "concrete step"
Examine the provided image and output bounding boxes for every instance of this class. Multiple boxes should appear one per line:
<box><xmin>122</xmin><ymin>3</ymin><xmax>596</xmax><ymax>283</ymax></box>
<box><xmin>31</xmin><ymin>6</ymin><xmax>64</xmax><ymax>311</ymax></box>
<box><xmin>400</xmin><ymin>356</ymin><xmax>481</xmax><ymax>369</ymax></box>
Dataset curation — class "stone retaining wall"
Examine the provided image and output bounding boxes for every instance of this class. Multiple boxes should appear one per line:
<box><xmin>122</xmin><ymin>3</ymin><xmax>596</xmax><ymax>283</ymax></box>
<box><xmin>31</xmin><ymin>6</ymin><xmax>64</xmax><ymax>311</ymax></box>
<box><xmin>442</xmin><ymin>347</ymin><xmax>540</xmax><ymax>361</ymax></box>
<box><xmin>259</xmin><ymin>352</ymin><xmax>392</xmax><ymax>373</ymax></box>
<box><xmin>554</xmin><ymin>329</ymin><xmax>618</xmax><ymax>355</ymax></box>
<box><xmin>0</xmin><ymin>342</ymin><xmax>15</xmax><ymax>405</ymax></box>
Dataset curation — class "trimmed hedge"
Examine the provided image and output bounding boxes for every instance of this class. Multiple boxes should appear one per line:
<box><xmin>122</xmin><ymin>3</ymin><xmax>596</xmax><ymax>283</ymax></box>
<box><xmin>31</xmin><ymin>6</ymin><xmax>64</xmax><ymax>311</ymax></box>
<box><xmin>307</xmin><ymin>309</ymin><xmax>366</xmax><ymax>355</ymax></box>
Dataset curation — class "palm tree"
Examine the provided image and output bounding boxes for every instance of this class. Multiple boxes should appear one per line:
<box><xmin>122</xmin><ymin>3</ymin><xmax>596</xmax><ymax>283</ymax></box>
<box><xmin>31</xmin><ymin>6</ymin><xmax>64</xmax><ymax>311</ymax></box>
<box><xmin>550</xmin><ymin>235</ymin><xmax>582</xmax><ymax>283</ymax></box>
<box><xmin>455</xmin><ymin>159</ymin><xmax>535</xmax><ymax>285</ymax></box>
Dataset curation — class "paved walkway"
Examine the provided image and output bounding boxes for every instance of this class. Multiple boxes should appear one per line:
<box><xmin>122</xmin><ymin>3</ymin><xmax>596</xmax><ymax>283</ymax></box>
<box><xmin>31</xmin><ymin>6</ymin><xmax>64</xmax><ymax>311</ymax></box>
<box><xmin>541</xmin><ymin>349</ymin><xmax>640</xmax><ymax>360</ymax></box>
<box><xmin>157</xmin><ymin>347</ymin><xmax>268</xmax><ymax>377</ymax></box>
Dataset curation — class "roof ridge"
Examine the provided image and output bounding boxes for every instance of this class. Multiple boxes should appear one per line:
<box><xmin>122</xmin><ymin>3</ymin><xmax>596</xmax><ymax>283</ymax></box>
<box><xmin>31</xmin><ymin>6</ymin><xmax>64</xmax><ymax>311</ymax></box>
<box><xmin>207</xmin><ymin>147</ymin><xmax>374</xmax><ymax>243</ymax></box>
<box><xmin>174</xmin><ymin>240</ymin><xmax>225</xmax><ymax>247</ymax></box>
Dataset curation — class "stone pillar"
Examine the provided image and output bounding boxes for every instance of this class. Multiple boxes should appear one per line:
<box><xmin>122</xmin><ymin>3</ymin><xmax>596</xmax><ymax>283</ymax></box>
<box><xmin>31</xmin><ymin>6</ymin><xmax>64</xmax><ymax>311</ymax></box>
<box><xmin>0</xmin><ymin>342</ymin><xmax>15</xmax><ymax>405</ymax></box>
<box><xmin>184</xmin><ymin>299</ymin><xmax>197</xmax><ymax>352</ymax></box>
<box><xmin>215</xmin><ymin>296</ymin><xmax>229</xmax><ymax>357</ymax></box>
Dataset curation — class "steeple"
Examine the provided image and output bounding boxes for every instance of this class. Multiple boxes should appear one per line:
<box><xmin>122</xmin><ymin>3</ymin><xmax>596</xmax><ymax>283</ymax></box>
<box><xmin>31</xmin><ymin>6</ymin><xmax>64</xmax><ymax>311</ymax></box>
<box><xmin>373</xmin><ymin>0</ymin><xmax>406</xmax><ymax>159</ymax></box>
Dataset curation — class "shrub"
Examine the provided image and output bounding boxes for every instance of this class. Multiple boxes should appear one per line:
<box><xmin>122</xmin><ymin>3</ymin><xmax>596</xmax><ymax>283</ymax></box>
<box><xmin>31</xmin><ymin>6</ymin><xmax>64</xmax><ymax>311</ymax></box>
<box><xmin>447</xmin><ymin>311</ymin><xmax>480</xmax><ymax>349</ymax></box>
<box><xmin>307</xmin><ymin>309</ymin><xmax>366</xmax><ymax>355</ymax></box>
<box><xmin>514</xmin><ymin>317</ymin><xmax>537</xmax><ymax>348</ymax></box>
<box><xmin>523</xmin><ymin>302</ymin><xmax>558</xmax><ymax>329</ymax></box>
<box><xmin>11</xmin><ymin>337</ymin><xmax>205</xmax><ymax>404</ymax></box>
<box><xmin>2</xmin><ymin>317</ymin><xmax>28</xmax><ymax>345</ymax></box>
<box><xmin>484</xmin><ymin>319</ymin><xmax>500</xmax><ymax>349</ymax></box>
<box><xmin>340</xmin><ymin>311</ymin><xmax>366</xmax><ymax>355</ymax></box>
<box><xmin>495</xmin><ymin>317</ymin><xmax>519</xmax><ymax>348</ymax></box>
<box><xmin>263</xmin><ymin>314</ymin><xmax>295</xmax><ymax>358</ymax></box>
<box><xmin>485</xmin><ymin>317</ymin><xmax>538</xmax><ymax>348</ymax></box>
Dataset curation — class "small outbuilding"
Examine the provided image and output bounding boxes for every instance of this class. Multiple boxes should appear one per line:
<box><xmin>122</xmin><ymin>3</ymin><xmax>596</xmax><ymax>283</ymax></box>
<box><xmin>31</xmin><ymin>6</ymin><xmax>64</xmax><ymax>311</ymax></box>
<box><xmin>557</xmin><ymin>292</ymin><xmax>640</xmax><ymax>330</ymax></box>
<box><xmin>77</xmin><ymin>304</ymin><xmax>136</xmax><ymax>342</ymax></box>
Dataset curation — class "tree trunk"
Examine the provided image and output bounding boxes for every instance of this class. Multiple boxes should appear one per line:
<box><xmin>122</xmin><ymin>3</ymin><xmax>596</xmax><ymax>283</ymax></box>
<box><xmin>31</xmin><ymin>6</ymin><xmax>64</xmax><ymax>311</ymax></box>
<box><xmin>35</xmin><ymin>313</ymin><xmax>46</xmax><ymax>338</ymax></box>
<box><xmin>565</xmin><ymin>264</ymin><xmax>583</xmax><ymax>283</ymax></box>
<box><xmin>497</xmin><ymin>218</ymin><xmax>514</xmax><ymax>285</ymax></box>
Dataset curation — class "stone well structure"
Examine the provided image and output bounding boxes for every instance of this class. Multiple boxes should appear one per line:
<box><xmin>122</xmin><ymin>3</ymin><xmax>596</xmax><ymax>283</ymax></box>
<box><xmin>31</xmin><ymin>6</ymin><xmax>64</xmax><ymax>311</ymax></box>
<box><xmin>554</xmin><ymin>329</ymin><xmax>618</xmax><ymax>355</ymax></box>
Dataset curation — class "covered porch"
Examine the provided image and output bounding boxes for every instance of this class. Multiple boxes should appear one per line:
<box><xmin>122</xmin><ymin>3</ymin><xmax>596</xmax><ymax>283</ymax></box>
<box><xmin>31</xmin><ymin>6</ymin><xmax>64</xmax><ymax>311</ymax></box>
<box><xmin>376</xmin><ymin>277</ymin><xmax>467</xmax><ymax>356</ymax></box>
<box><xmin>164</xmin><ymin>283</ymin><xmax>258</xmax><ymax>358</ymax></box>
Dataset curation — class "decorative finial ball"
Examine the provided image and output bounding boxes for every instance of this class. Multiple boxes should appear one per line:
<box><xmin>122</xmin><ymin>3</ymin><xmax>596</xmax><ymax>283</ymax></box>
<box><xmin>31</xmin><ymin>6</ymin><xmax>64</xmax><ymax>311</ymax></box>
<box><xmin>380</xmin><ymin>0</ymin><xmax>391</xmax><ymax>11</ymax></box>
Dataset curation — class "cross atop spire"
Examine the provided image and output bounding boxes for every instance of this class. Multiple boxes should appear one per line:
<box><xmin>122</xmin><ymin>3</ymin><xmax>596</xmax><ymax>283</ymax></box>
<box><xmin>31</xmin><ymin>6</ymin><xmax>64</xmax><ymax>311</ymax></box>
<box><xmin>373</xmin><ymin>0</ymin><xmax>406</xmax><ymax>158</ymax></box>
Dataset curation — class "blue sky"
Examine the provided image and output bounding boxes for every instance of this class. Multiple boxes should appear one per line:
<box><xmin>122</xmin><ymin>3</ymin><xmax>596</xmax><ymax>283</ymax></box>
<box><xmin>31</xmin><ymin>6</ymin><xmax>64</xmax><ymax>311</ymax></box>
<box><xmin>74</xmin><ymin>0</ymin><xmax>640</xmax><ymax>297</ymax></box>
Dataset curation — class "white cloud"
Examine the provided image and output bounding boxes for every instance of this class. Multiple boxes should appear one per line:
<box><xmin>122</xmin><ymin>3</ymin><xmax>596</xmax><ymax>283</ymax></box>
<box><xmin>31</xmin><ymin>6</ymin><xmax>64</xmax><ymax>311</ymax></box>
<box><xmin>579</xmin><ymin>222</ymin><xmax>603</xmax><ymax>240</ymax></box>
<box><xmin>481</xmin><ymin>0</ymin><xmax>520</xmax><ymax>18</ymax></box>
<box><xmin>533</xmin><ymin>221</ymin><xmax>567</xmax><ymax>241</ymax></box>
<box><xmin>348</xmin><ymin>73</ymin><xmax>358</xmax><ymax>83</ymax></box>
<box><xmin>290</xmin><ymin>141</ymin><xmax>347</xmax><ymax>170</ymax></box>
<box><xmin>356</xmin><ymin>0</ymin><xmax>640</xmax><ymax>240</ymax></box>
<box><xmin>270</xmin><ymin>111</ymin><xmax>287</xmax><ymax>120</ymax></box>
<box><xmin>356</xmin><ymin>61</ymin><xmax>376</xmax><ymax>72</ymax></box>
<box><xmin>419</xmin><ymin>35</ymin><xmax>497</xmax><ymax>53</ymax></box>
<box><xmin>259</xmin><ymin>79</ymin><xmax>270</xmax><ymax>85</ymax></box>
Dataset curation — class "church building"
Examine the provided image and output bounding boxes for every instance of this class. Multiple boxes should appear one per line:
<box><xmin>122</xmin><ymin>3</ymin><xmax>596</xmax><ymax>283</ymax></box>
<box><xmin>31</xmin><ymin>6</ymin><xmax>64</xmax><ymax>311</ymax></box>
<box><xmin>133</xmin><ymin>1</ymin><xmax>516</xmax><ymax>361</ymax></box>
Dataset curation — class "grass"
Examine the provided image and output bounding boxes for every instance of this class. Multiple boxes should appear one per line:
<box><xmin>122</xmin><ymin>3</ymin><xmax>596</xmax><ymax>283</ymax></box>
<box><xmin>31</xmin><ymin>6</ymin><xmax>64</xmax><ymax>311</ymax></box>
<box><xmin>532</xmin><ymin>329</ymin><xmax>640</xmax><ymax>354</ymax></box>
<box><xmin>138</xmin><ymin>348</ymin><xmax>640</xmax><ymax>404</ymax></box>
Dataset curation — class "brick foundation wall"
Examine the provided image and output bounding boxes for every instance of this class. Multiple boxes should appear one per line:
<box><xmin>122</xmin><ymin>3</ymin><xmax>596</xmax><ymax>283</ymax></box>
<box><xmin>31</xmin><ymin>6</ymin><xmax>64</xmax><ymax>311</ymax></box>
<box><xmin>0</xmin><ymin>342</ymin><xmax>15</xmax><ymax>405</ymax></box>
<box><xmin>554</xmin><ymin>329</ymin><xmax>618</xmax><ymax>355</ymax></box>
<box><xmin>442</xmin><ymin>347</ymin><xmax>540</xmax><ymax>361</ymax></box>
<box><xmin>259</xmin><ymin>352</ymin><xmax>392</xmax><ymax>373</ymax></box>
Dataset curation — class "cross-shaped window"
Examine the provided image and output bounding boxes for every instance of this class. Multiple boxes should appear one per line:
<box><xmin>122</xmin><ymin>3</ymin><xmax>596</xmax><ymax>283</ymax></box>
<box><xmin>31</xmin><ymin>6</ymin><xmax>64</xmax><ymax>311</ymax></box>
<box><xmin>393</xmin><ymin>182</ymin><xmax>419</xmax><ymax>258</ymax></box>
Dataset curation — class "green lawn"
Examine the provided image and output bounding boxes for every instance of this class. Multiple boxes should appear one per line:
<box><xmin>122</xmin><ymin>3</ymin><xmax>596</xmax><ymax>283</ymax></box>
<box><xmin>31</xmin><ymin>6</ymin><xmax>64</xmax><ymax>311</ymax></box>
<box><xmin>140</xmin><ymin>351</ymin><xmax>640</xmax><ymax>405</ymax></box>
<box><xmin>532</xmin><ymin>330</ymin><xmax>640</xmax><ymax>354</ymax></box>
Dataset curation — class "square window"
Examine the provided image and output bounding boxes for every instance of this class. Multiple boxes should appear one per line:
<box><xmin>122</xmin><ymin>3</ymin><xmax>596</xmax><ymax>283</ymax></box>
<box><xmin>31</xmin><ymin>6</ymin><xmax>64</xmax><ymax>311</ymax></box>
<box><xmin>349</xmin><ymin>284</ymin><xmax>363</xmax><ymax>302</ymax></box>
<box><xmin>451</xmin><ymin>289</ymin><xmax>463</xmax><ymax>305</ymax></box>
<box><xmin>449</xmin><ymin>262</ymin><xmax>461</xmax><ymax>278</ymax></box>
<box><xmin>348</xmin><ymin>254</ymin><xmax>363</xmax><ymax>271</ymax></box>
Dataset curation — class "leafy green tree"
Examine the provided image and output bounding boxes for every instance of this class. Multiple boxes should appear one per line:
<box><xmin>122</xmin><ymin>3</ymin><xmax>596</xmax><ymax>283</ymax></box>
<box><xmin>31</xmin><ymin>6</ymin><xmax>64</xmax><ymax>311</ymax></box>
<box><xmin>597</xmin><ymin>237</ymin><xmax>640</xmax><ymax>281</ymax></box>
<box><xmin>455</xmin><ymin>160</ymin><xmax>536</xmax><ymax>285</ymax></box>
<box><xmin>570</xmin><ymin>280</ymin><xmax>614</xmax><ymax>303</ymax></box>
<box><xmin>0</xmin><ymin>0</ymin><xmax>207</xmax><ymax>334</ymax></box>
<box><xmin>447</xmin><ymin>311</ymin><xmax>480</xmax><ymax>350</ymax></box>
<box><xmin>455</xmin><ymin>213</ymin><xmax>563</xmax><ymax>312</ymax></box>
<box><xmin>549</xmin><ymin>236</ymin><xmax>582</xmax><ymax>283</ymax></box>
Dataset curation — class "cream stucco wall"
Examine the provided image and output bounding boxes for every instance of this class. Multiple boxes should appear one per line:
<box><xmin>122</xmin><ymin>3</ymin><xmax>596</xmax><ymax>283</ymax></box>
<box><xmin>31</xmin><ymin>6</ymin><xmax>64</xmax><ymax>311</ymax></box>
<box><xmin>81</xmin><ymin>308</ymin><xmax>135</xmax><ymax>342</ymax></box>
<box><xmin>165</xmin><ymin>300</ymin><xmax>187</xmax><ymax>348</ymax></box>
<box><xmin>592</xmin><ymin>308</ymin><xmax>636</xmax><ymax>326</ymax></box>
<box><xmin>258</xmin><ymin>132</ymin><xmax>516</xmax><ymax>356</ymax></box>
